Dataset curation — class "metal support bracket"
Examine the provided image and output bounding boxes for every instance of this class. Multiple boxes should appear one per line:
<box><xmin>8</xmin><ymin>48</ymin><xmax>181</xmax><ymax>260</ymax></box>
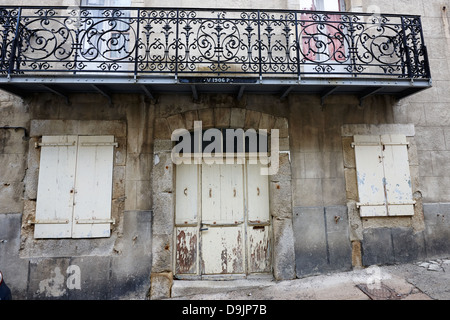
<box><xmin>42</xmin><ymin>84</ymin><xmax>70</xmax><ymax>105</ymax></box>
<box><xmin>140</xmin><ymin>84</ymin><xmax>155</xmax><ymax>101</ymax></box>
<box><xmin>190</xmin><ymin>84</ymin><xmax>198</xmax><ymax>101</ymax></box>
<box><xmin>320</xmin><ymin>86</ymin><xmax>338</xmax><ymax>107</ymax></box>
<box><xmin>280</xmin><ymin>85</ymin><xmax>294</xmax><ymax>100</ymax></box>
<box><xmin>91</xmin><ymin>84</ymin><xmax>112</xmax><ymax>106</ymax></box>
<box><xmin>358</xmin><ymin>87</ymin><xmax>383</xmax><ymax>107</ymax></box>
<box><xmin>237</xmin><ymin>85</ymin><xmax>245</xmax><ymax>101</ymax></box>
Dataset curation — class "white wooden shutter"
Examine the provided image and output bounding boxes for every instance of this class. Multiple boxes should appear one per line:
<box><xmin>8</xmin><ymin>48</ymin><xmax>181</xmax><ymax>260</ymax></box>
<box><xmin>175</xmin><ymin>164</ymin><xmax>199</xmax><ymax>275</ymax></box>
<box><xmin>247</xmin><ymin>162</ymin><xmax>270</xmax><ymax>224</ymax></box>
<box><xmin>34</xmin><ymin>136</ymin><xmax>78</xmax><ymax>238</ymax></box>
<box><xmin>72</xmin><ymin>136</ymin><xmax>115</xmax><ymax>238</ymax></box>
<box><xmin>381</xmin><ymin>135</ymin><xmax>414</xmax><ymax>216</ymax></box>
<box><xmin>202</xmin><ymin>163</ymin><xmax>221</xmax><ymax>224</ymax></box>
<box><xmin>247</xmin><ymin>161</ymin><xmax>271</xmax><ymax>273</ymax></box>
<box><xmin>175</xmin><ymin>163</ymin><xmax>198</xmax><ymax>225</ymax></box>
<box><xmin>354</xmin><ymin>135</ymin><xmax>387</xmax><ymax>217</ymax></box>
<box><xmin>202</xmin><ymin>163</ymin><xmax>244</xmax><ymax>224</ymax></box>
<box><xmin>220</xmin><ymin>164</ymin><xmax>244</xmax><ymax>223</ymax></box>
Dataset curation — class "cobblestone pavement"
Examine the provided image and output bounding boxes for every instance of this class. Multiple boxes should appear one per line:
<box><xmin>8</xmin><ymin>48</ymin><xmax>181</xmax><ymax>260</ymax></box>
<box><xmin>169</xmin><ymin>256</ymin><xmax>450</xmax><ymax>300</ymax></box>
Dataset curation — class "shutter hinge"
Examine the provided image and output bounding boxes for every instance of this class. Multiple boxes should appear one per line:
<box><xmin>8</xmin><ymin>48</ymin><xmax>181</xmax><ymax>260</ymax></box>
<box><xmin>79</xmin><ymin>142</ymin><xmax>118</xmax><ymax>147</ymax></box>
<box><xmin>357</xmin><ymin>201</ymin><xmax>416</xmax><ymax>208</ymax></box>
<box><xmin>75</xmin><ymin>218</ymin><xmax>116</xmax><ymax>225</ymax></box>
<box><xmin>351</xmin><ymin>142</ymin><xmax>409</xmax><ymax>149</ymax></box>
<box><xmin>35</xmin><ymin>141</ymin><xmax>76</xmax><ymax>148</ymax></box>
<box><xmin>28</xmin><ymin>219</ymin><xmax>70</xmax><ymax>224</ymax></box>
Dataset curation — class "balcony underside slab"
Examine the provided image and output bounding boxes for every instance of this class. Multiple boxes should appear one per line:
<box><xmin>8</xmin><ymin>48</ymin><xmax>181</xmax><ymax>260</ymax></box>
<box><xmin>0</xmin><ymin>75</ymin><xmax>431</xmax><ymax>102</ymax></box>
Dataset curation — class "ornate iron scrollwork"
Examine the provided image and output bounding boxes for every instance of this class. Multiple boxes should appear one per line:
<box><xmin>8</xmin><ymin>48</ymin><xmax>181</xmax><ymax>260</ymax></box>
<box><xmin>0</xmin><ymin>6</ymin><xmax>430</xmax><ymax>79</ymax></box>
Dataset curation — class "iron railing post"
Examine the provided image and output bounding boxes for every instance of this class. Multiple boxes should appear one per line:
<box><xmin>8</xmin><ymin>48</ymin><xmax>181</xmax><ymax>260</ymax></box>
<box><xmin>347</xmin><ymin>13</ymin><xmax>357</xmax><ymax>78</ymax></box>
<box><xmin>400</xmin><ymin>16</ymin><xmax>413</xmax><ymax>79</ymax></box>
<box><xmin>134</xmin><ymin>8</ymin><xmax>140</xmax><ymax>79</ymax></box>
<box><xmin>257</xmin><ymin>9</ymin><xmax>262</xmax><ymax>80</ymax></box>
<box><xmin>294</xmin><ymin>11</ymin><xmax>301</xmax><ymax>80</ymax></box>
<box><xmin>417</xmin><ymin>16</ymin><xmax>431</xmax><ymax>78</ymax></box>
<box><xmin>0</xmin><ymin>9</ymin><xmax>13</xmax><ymax>72</ymax></box>
<box><xmin>410</xmin><ymin>17</ymin><xmax>420</xmax><ymax>78</ymax></box>
<box><xmin>7</xmin><ymin>7</ymin><xmax>21</xmax><ymax>77</ymax></box>
<box><xmin>175</xmin><ymin>8</ymin><xmax>179</xmax><ymax>81</ymax></box>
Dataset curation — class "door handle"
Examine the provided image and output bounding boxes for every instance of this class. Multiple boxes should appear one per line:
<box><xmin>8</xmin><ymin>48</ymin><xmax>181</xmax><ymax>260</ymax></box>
<box><xmin>184</xmin><ymin>187</ymin><xmax>188</xmax><ymax>196</ymax></box>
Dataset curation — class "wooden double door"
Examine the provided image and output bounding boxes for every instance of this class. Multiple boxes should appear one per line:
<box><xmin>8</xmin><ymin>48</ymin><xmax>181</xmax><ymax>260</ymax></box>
<box><xmin>175</xmin><ymin>161</ymin><xmax>272</xmax><ymax>278</ymax></box>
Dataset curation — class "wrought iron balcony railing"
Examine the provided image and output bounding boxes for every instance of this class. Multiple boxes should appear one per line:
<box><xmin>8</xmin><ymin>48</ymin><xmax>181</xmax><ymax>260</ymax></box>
<box><xmin>0</xmin><ymin>6</ymin><xmax>431</xmax><ymax>100</ymax></box>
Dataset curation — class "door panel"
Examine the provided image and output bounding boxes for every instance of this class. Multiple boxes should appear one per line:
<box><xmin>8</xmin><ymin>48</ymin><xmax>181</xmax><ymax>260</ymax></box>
<box><xmin>176</xmin><ymin>227</ymin><xmax>198</xmax><ymax>274</ymax></box>
<box><xmin>175</xmin><ymin>160</ymin><xmax>272</xmax><ymax>277</ymax></box>
<box><xmin>201</xmin><ymin>225</ymin><xmax>245</xmax><ymax>274</ymax></box>
<box><xmin>248</xmin><ymin>225</ymin><xmax>272</xmax><ymax>273</ymax></box>
<box><xmin>201</xmin><ymin>163</ymin><xmax>245</xmax><ymax>274</ymax></box>
<box><xmin>175</xmin><ymin>164</ymin><xmax>199</xmax><ymax>275</ymax></box>
<box><xmin>201</xmin><ymin>164</ymin><xmax>221</xmax><ymax>224</ymax></box>
<box><xmin>175</xmin><ymin>164</ymin><xmax>198</xmax><ymax>225</ymax></box>
<box><xmin>219</xmin><ymin>164</ymin><xmax>244</xmax><ymax>223</ymax></box>
<box><xmin>247</xmin><ymin>163</ymin><xmax>270</xmax><ymax>223</ymax></box>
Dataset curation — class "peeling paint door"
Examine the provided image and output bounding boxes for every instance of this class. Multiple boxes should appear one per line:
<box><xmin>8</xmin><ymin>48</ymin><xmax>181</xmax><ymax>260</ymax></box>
<box><xmin>175</xmin><ymin>163</ymin><xmax>199</xmax><ymax>275</ymax></box>
<box><xmin>247</xmin><ymin>163</ymin><xmax>272</xmax><ymax>273</ymax></box>
<box><xmin>175</xmin><ymin>161</ymin><xmax>272</xmax><ymax>278</ymax></box>
<box><xmin>201</xmin><ymin>163</ymin><xmax>245</xmax><ymax>275</ymax></box>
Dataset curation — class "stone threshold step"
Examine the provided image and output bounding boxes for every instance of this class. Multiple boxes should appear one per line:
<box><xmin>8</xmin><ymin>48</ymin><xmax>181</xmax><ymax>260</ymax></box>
<box><xmin>171</xmin><ymin>278</ymin><xmax>275</xmax><ymax>298</ymax></box>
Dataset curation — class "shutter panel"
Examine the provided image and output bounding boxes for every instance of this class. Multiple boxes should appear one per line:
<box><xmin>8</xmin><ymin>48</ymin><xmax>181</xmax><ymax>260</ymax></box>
<box><xmin>72</xmin><ymin>136</ymin><xmax>115</xmax><ymax>238</ymax></box>
<box><xmin>354</xmin><ymin>135</ymin><xmax>387</xmax><ymax>217</ymax></box>
<box><xmin>247</xmin><ymin>162</ymin><xmax>270</xmax><ymax>223</ymax></box>
<box><xmin>175</xmin><ymin>163</ymin><xmax>198</xmax><ymax>225</ymax></box>
<box><xmin>247</xmin><ymin>162</ymin><xmax>271</xmax><ymax>273</ymax></box>
<box><xmin>201</xmin><ymin>225</ymin><xmax>245</xmax><ymax>274</ymax></box>
<box><xmin>201</xmin><ymin>163</ymin><xmax>221</xmax><ymax>224</ymax></box>
<box><xmin>381</xmin><ymin>135</ymin><xmax>414</xmax><ymax>216</ymax></box>
<box><xmin>220</xmin><ymin>164</ymin><xmax>244</xmax><ymax>223</ymax></box>
<box><xmin>34</xmin><ymin>136</ymin><xmax>77</xmax><ymax>238</ymax></box>
<box><xmin>201</xmin><ymin>163</ymin><xmax>244</xmax><ymax>224</ymax></box>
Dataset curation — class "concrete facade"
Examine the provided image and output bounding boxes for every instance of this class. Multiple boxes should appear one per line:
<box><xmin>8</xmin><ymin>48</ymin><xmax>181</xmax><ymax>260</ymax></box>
<box><xmin>0</xmin><ymin>0</ymin><xmax>449</xmax><ymax>299</ymax></box>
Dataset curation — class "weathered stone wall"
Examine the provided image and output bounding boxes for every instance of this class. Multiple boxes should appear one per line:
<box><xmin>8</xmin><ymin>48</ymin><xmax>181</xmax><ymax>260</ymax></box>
<box><xmin>0</xmin><ymin>93</ymin><xmax>154</xmax><ymax>299</ymax></box>
<box><xmin>349</xmin><ymin>0</ymin><xmax>450</xmax><ymax>264</ymax></box>
<box><xmin>1</xmin><ymin>0</ymin><xmax>450</xmax><ymax>300</ymax></box>
<box><xmin>0</xmin><ymin>91</ymin><xmax>30</xmax><ymax>297</ymax></box>
<box><xmin>149</xmin><ymin>94</ymin><xmax>296</xmax><ymax>298</ymax></box>
<box><xmin>288</xmin><ymin>94</ymin><xmax>397</xmax><ymax>276</ymax></box>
